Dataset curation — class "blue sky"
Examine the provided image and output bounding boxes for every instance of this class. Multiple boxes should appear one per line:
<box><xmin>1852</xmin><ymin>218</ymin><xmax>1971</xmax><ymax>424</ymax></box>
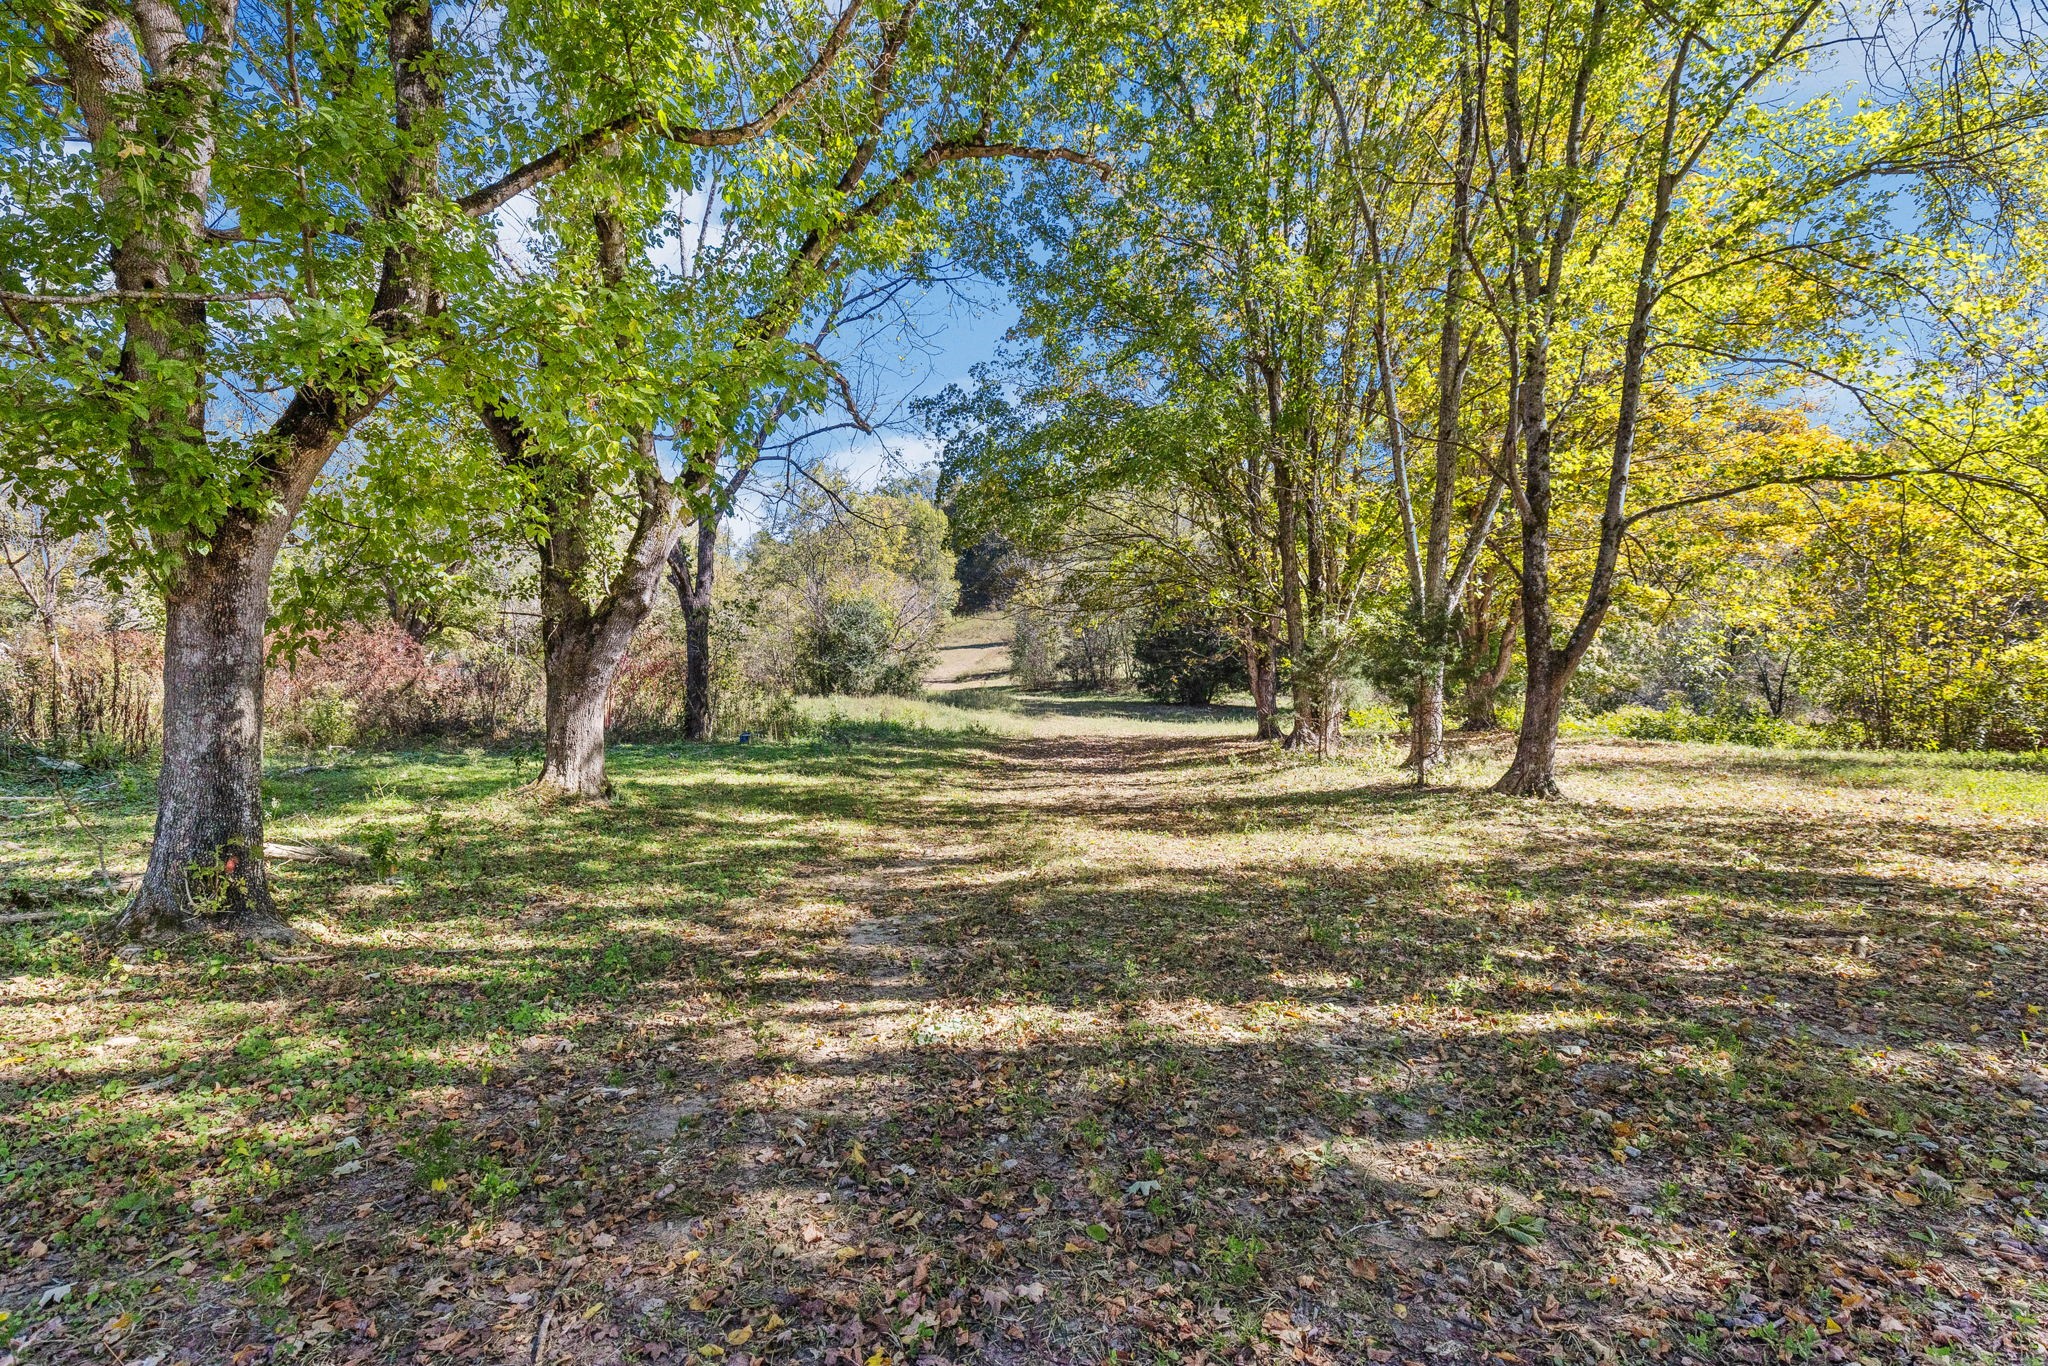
<box><xmin>810</xmin><ymin>281</ymin><xmax>1017</xmax><ymax>483</ymax></box>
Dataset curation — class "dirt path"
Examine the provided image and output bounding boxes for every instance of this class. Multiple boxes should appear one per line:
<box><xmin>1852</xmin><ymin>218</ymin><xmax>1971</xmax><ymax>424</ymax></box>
<box><xmin>923</xmin><ymin>613</ymin><xmax>1014</xmax><ymax>693</ymax></box>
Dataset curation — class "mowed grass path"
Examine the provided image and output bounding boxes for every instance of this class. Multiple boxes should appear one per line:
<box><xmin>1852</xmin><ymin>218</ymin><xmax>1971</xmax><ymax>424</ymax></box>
<box><xmin>3</xmin><ymin>703</ymin><xmax>2048</xmax><ymax>1365</ymax></box>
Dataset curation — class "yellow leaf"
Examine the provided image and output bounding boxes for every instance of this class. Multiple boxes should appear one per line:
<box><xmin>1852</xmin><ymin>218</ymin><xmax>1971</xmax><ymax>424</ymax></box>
<box><xmin>1892</xmin><ymin>1188</ymin><xmax>1922</xmax><ymax>1207</ymax></box>
<box><xmin>726</xmin><ymin>1325</ymin><xmax>753</xmax><ymax>1346</ymax></box>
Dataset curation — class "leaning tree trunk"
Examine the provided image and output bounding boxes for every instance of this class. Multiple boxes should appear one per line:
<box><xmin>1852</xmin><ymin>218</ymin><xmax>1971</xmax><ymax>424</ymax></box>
<box><xmin>535</xmin><ymin>526</ymin><xmax>681</xmax><ymax>798</ymax></box>
<box><xmin>114</xmin><ymin>513</ymin><xmax>302</xmax><ymax>942</ymax></box>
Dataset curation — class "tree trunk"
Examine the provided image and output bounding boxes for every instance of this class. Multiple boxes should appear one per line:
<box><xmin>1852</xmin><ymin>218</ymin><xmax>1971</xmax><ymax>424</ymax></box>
<box><xmin>41</xmin><ymin>614</ymin><xmax>66</xmax><ymax>744</ymax></box>
<box><xmin>1460</xmin><ymin>598</ymin><xmax>1519</xmax><ymax>731</ymax></box>
<box><xmin>669</xmin><ymin>515</ymin><xmax>717</xmax><ymax>742</ymax></box>
<box><xmin>114</xmin><ymin>514</ymin><xmax>301</xmax><ymax>942</ymax></box>
<box><xmin>1247</xmin><ymin>631</ymin><xmax>1281</xmax><ymax>740</ymax></box>
<box><xmin>1285</xmin><ymin>678</ymin><xmax>1343</xmax><ymax>755</ymax></box>
<box><xmin>1494</xmin><ymin>651</ymin><xmax>1565</xmax><ymax>797</ymax></box>
<box><xmin>531</xmin><ymin>471</ymin><xmax>681</xmax><ymax>800</ymax></box>
<box><xmin>538</xmin><ymin>618</ymin><xmax>617</xmax><ymax>798</ymax></box>
<box><xmin>1461</xmin><ymin>679</ymin><xmax>1501</xmax><ymax>732</ymax></box>
<box><xmin>1404</xmin><ymin>667</ymin><xmax>1447</xmax><ymax>779</ymax></box>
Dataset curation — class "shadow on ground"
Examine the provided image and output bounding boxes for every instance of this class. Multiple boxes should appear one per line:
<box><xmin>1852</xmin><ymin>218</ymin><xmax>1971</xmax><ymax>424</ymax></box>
<box><xmin>3</xmin><ymin>725</ymin><xmax>2046</xmax><ymax>1365</ymax></box>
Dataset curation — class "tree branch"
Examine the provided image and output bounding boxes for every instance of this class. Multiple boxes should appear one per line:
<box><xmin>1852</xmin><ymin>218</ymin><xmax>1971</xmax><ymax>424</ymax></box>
<box><xmin>455</xmin><ymin>0</ymin><xmax>868</xmax><ymax>219</ymax></box>
<box><xmin>1622</xmin><ymin>465</ymin><xmax>1940</xmax><ymax>526</ymax></box>
<box><xmin>0</xmin><ymin>288</ymin><xmax>288</xmax><ymax>305</ymax></box>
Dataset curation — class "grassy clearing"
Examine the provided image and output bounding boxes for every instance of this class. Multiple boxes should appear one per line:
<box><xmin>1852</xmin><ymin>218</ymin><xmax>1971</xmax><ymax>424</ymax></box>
<box><xmin>3</xmin><ymin>703</ymin><xmax>2048</xmax><ymax>1365</ymax></box>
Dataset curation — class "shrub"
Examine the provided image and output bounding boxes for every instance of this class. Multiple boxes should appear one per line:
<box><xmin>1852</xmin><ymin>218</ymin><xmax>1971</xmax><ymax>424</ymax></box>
<box><xmin>1054</xmin><ymin>616</ymin><xmax>1133</xmax><ymax>691</ymax></box>
<box><xmin>1133</xmin><ymin>615</ymin><xmax>1247</xmax><ymax>705</ymax></box>
<box><xmin>1606</xmin><ymin>703</ymin><xmax>1814</xmax><ymax>748</ymax></box>
<box><xmin>282</xmin><ymin>686</ymin><xmax>358</xmax><ymax>749</ymax></box>
<box><xmin>804</xmin><ymin>599</ymin><xmax>897</xmax><ymax>695</ymax></box>
<box><xmin>270</xmin><ymin>623</ymin><xmax>541</xmax><ymax>745</ymax></box>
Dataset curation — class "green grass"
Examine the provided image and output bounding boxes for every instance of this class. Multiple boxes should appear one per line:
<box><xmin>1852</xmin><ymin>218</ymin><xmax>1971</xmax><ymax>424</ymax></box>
<box><xmin>3</xmin><ymin>713</ymin><xmax>2047</xmax><ymax>1365</ymax></box>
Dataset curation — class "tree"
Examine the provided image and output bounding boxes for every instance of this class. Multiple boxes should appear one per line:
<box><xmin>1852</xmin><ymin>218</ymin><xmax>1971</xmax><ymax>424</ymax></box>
<box><xmin>471</xmin><ymin>0</ymin><xmax>1109</xmax><ymax>792</ymax></box>
<box><xmin>0</xmin><ymin>0</ymin><xmax>865</xmax><ymax>937</ymax></box>
<box><xmin>942</xmin><ymin>2</ymin><xmax>1425</xmax><ymax>752</ymax></box>
<box><xmin>744</xmin><ymin>476</ymin><xmax>957</xmax><ymax>697</ymax></box>
<box><xmin>1472</xmin><ymin>0</ymin><xmax>2045</xmax><ymax>794</ymax></box>
<box><xmin>1312</xmin><ymin>3</ymin><xmax>1509</xmax><ymax>778</ymax></box>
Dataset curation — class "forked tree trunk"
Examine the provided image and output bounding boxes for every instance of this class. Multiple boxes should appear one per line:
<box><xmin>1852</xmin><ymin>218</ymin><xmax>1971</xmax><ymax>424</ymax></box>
<box><xmin>490</xmin><ymin>207</ymin><xmax>689</xmax><ymax>799</ymax></box>
<box><xmin>529</xmin><ymin>468</ymin><xmax>682</xmax><ymax>800</ymax></box>
<box><xmin>115</xmin><ymin>513</ymin><xmax>302</xmax><ymax>942</ymax></box>
<box><xmin>1461</xmin><ymin>603</ymin><xmax>1518</xmax><ymax>731</ymax></box>
<box><xmin>535</xmin><ymin>585</ymin><xmax>672</xmax><ymax>799</ymax></box>
<box><xmin>668</xmin><ymin>516</ymin><xmax>717</xmax><ymax>742</ymax></box>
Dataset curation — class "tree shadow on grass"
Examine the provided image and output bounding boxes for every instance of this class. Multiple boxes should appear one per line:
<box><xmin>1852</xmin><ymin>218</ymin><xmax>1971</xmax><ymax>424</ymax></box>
<box><xmin>6</xmin><ymin>728</ymin><xmax>2046</xmax><ymax>1365</ymax></box>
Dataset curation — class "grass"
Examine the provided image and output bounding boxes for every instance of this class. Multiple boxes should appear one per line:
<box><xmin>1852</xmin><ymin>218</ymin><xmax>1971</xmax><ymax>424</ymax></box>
<box><xmin>3</xmin><ymin>699</ymin><xmax>2047</xmax><ymax>1365</ymax></box>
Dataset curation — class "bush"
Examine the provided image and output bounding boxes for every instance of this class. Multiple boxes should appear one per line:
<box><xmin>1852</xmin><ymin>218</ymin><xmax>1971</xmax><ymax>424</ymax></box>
<box><xmin>1054</xmin><ymin>616</ymin><xmax>1133</xmax><ymax>691</ymax></box>
<box><xmin>281</xmin><ymin>685</ymin><xmax>358</xmax><ymax>749</ymax></box>
<box><xmin>1133</xmin><ymin>615</ymin><xmax>1247</xmax><ymax>705</ymax></box>
<box><xmin>803</xmin><ymin>599</ymin><xmax>897</xmax><ymax>696</ymax></box>
<box><xmin>270</xmin><ymin>623</ymin><xmax>540</xmax><ymax>744</ymax></box>
<box><xmin>1606</xmin><ymin>703</ymin><xmax>1814</xmax><ymax>748</ymax></box>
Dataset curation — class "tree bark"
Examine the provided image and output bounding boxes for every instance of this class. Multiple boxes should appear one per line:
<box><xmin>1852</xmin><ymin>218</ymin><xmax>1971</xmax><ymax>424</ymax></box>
<box><xmin>1495</xmin><ymin>652</ymin><xmax>1566</xmax><ymax>797</ymax></box>
<box><xmin>82</xmin><ymin>0</ymin><xmax>431</xmax><ymax>939</ymax></box>
<box><xmin>515</xmin><ymin>446</ymin><xmax>682</xmax><ymax>799</ymax></box>
<box><xmin>538</xmin><ymin>608</ymin><xmax>617</xmax><ymax>799</ymax></box>
<box><xmin>534</xmin><ymin>532</ymin><xmax>680</xmax><ymax>798</ymax></box>
<box><xmin>668</xmin><ymin>515</ymin><xmax>717</xmax><ymax>741</ymax></box>
<box><xmin>1247</xmin><ymin>631</ymin><xmax>1281</xmax><ymax>740</ymax></box>
<box><xmin>1461</xmin><ymin>599</ymin><xmax>1519</xmax><ymax>731</ymax></box>
<box><xmin>115</xmin><ymin>510</ymin><xmax>301</xmax><ymax>940</ymax></box>
<box><xmin>1404</xmin><ymin>668</ymin><xmax>1447</xmax><ymax>777</ymax></box>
